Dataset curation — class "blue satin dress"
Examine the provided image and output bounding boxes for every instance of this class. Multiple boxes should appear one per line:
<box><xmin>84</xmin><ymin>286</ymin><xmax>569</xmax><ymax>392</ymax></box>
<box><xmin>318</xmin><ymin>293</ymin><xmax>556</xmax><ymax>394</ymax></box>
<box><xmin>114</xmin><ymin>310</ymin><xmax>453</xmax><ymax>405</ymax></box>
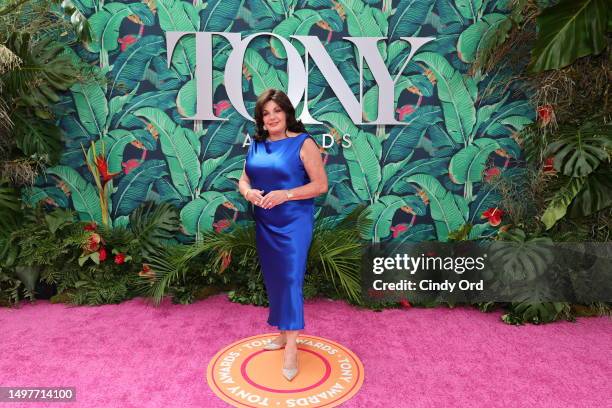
<box><xmin>245</xmin><ymin>133</ymin><xmax>316</xmax><ymax>330</ymax></box>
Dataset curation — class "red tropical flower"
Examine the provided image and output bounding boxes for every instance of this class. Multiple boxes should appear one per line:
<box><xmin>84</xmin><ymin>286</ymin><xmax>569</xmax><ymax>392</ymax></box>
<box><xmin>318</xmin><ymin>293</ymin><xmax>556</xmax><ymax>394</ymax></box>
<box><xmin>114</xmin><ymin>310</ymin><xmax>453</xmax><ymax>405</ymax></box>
<box><xmin>139</xmin><ymin>263</ymin><xmax>155</xmax><ymax>279</ymax></box>
<box><xmin>542</xmin><ymin>157</ymin><xmax>556</xmax><ymax>175</ymax></box>
<box><xmin>85</xmin><ymin>233</ymin><xmax>101</xmax><ymax>252</ymax></box>
<box><xmin>84</xmin><ymin>222</ymin><xmax>97</xmax><ymax>231</ymax></box>
<box><xmin>95</xmin><ymin>156</ymin><xmax>119</xmax><ymax>183</ymax></box>
<box><xmin>399</xmin><ymin>299</ymin><xmax>412</xmax><ymax>309</ymax></box>
<box><xmin>98</xmin><ymin>246</ymin><xmax>107</xmax><ymax>262</ymax></box>
<box><xmin>118</xmin><ymin>35</ymin><xmax>138</xmax><ymax>52</ymax></box>
<box><xmin>484</xmin><ymin>167</ymin><xmax>501</xmax><ymax>182</ymax></box>
<box><xmin>114</xmin><ymin>252</ymin><xmax>126</xmax><ymax>265</ymax></box>
<box><xmin>537</xmin><ymin>105</ymin><xmax>554</xmax><ymax>126</ymax></box>
<box><xmin>481</xmin><ymin>207</ymin><xmax>505</xmax><ymax>227</ymax></box>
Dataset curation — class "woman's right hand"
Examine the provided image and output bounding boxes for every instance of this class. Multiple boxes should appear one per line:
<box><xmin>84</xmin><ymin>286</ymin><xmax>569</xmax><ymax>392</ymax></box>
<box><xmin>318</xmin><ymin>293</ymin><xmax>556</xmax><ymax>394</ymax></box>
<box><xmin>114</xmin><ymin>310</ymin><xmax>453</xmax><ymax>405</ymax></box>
<box><xmin>246</xmin><ymin>189</ymin><xmax>265</xmax><ymax>206</ymax></box>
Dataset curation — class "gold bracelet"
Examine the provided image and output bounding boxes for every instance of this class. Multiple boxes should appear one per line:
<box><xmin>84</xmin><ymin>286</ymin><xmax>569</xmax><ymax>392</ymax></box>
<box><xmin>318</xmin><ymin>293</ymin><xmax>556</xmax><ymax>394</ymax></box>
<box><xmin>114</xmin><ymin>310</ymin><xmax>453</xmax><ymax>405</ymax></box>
<box><xmin>245</xmin><ymin>188</ymin><xmax>252</xmax><ymax>199</ymax></box>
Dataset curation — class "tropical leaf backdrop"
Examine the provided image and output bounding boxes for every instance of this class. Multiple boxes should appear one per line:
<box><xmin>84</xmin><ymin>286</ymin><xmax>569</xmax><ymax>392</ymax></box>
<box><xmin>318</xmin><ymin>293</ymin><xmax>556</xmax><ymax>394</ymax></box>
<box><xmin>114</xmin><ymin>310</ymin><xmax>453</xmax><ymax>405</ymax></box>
<box><xmin>23</xmin><ymin>0</ymin><xmax>534</xmax><ymax>243</ymax></box>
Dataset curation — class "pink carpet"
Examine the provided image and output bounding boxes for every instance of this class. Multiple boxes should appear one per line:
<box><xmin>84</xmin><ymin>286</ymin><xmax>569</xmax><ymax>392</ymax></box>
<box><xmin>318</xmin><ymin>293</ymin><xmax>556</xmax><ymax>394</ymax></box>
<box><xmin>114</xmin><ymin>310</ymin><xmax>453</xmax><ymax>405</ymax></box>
<box><xmin>1</xmin><ymin>293</ymin><xmax>610</xmax><ymax>407</ymax></box>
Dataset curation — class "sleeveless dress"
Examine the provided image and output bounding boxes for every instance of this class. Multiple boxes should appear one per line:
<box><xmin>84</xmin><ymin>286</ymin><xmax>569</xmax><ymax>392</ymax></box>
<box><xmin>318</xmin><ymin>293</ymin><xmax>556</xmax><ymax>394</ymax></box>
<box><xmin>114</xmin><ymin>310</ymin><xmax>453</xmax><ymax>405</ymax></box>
<box><xmin>245</xmin><ymin>132</ymin><xmax>316</xmax><ymax>330</ymax></box>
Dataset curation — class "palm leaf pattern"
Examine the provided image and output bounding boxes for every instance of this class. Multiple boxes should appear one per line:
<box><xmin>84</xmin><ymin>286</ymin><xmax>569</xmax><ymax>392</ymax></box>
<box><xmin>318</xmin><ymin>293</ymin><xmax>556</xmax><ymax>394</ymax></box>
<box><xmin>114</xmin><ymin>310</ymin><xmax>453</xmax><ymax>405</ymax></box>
<box><xmin>29</xmin><ymin>0</ymin><xmax>532</xmax><ymax>242</ymax></box>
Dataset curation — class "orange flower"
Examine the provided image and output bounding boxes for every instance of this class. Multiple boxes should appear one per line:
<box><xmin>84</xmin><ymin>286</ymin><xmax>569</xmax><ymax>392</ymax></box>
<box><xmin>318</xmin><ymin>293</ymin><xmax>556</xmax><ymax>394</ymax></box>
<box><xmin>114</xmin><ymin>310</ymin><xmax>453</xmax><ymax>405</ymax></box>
<box><xmin>139</xmin><ymin>264</ymin><xmax>155</xmax><ymax>279</ymax></box>
<box><xmin>220</xmin><ymin>251</ymin><xmax>232</xmax><ymax>273</ymax></box>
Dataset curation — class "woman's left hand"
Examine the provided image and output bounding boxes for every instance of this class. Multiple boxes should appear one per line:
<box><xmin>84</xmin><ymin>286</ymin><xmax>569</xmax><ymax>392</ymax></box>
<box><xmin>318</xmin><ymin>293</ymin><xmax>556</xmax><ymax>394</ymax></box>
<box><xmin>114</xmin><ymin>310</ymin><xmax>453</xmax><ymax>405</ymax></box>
<box><xmin>259</xmin><ymin>190</ymin><xmax>289</xmax><ymax>209</ymax></box>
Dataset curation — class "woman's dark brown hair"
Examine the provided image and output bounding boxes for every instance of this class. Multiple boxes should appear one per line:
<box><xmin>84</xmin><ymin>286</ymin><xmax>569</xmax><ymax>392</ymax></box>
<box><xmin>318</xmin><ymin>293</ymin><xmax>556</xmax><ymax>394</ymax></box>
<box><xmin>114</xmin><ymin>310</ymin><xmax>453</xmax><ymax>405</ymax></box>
<box><xmin>254</xmin><ymin>89</ymin><xmax>307</xmax><ymax>142</ymax></box>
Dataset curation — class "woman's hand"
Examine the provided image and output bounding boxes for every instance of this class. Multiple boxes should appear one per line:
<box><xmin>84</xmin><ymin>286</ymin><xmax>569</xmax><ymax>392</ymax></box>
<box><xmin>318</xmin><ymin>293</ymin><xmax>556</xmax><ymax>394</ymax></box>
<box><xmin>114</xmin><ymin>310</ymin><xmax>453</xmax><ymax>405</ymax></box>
<box><xmin>245</xmin><ymin>189</ymin><xmax>265</xmax><ymax>206</ymax></box>
<box><xmin>259</xmin><ymin>190</ymin><xmax>289</xmax><ymax>209</ymax></box>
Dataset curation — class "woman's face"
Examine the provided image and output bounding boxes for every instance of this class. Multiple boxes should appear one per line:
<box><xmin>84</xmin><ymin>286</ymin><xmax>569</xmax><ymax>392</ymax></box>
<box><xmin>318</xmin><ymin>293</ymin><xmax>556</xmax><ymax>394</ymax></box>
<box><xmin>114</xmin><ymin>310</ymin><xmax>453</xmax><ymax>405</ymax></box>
<box><xmin>262</xmin><ymin>100</ymin><xmax>287</xmax><ymax>134</ymax></box>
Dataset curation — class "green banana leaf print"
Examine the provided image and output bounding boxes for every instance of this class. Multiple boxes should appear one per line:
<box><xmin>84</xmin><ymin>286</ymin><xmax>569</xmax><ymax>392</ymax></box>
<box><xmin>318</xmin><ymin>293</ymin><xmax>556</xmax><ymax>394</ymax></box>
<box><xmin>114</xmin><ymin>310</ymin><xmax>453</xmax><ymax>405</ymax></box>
<box><xmin>29</xmin><ymin>0</ymin><xmax>533</xmax><ymax>243</ymax></box>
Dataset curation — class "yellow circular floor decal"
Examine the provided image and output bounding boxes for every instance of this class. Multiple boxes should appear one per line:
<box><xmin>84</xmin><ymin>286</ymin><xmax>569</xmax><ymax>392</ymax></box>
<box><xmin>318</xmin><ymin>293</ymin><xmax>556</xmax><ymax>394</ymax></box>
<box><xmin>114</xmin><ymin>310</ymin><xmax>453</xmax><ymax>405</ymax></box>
<box><xmin>206</xmin><ymin>333</ymin><xmax>364</xmax><ymax>407</ymax></box>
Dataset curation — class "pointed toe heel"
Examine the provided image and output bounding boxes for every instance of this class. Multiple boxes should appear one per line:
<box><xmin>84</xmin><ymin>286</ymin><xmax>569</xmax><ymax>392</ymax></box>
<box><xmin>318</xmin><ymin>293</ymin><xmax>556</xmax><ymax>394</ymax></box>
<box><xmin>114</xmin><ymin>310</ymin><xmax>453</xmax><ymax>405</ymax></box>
<box><xmin>282</xmin><ymin>365</ymin><xmax>298</xmax><ymax>381</ymax></box>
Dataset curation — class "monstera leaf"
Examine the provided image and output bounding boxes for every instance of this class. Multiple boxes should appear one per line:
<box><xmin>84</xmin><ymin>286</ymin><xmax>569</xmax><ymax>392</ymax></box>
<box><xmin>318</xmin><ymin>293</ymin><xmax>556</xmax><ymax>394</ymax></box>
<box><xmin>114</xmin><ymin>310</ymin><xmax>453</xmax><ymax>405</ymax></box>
<box><xmin>568</xmin><ymin>166</ymin><xmax>612</xmax><ymax>218</ymax></box>
<box><xmin>404</xmin><ymin>173</ymin><xmax>469</xmax><ymax>241</ymax></box>
<box><xmin>180</xmin><ymin>191</ymin><xmax>232</xmax><ymax>235</ymax></box>
<box><xmin>70</xmin><ymin>82</ymin><xmax>108</xmax><ymax>136</ymax></box>
<box><xmin>457</xmin><ymin>13</ymin><xmax>509</xmax><ymax>63</ymax></box>
<box><xmin>449</xmin><ymin>138</ymin><xmax>501</xmax><ymax>184</ymax></box>
<box><xmin>527</xmin><ymin>0</ymin><xmax>609</xmax><ymax>72</ymax></box>
<box><xmin>489</xmin><ymin>229</ymin><xmax>554</xmax><ymax>281</ymax></box>
<box><xmin>544</xmin><ymin>124</ymin><xmax>611</xmax><ymax>177</ymax></box>
<box><xmin>46</xmin><ymin>165</ymin><xmax>103</xmax><ymax>223</ymax></box>
<box><xmin>413</xmin><ymin>52</ymin><xmax>476</xmax><ymax>145</ymax></box>
<box><xmin>541</xmin><ymin>176</ymin><xmax>586</xmax><ymax>230</ymax></box>
<box><xmin>113</xmin><ymin>160</ymin><xmax>169</xmax><ymax>217</ymax></box>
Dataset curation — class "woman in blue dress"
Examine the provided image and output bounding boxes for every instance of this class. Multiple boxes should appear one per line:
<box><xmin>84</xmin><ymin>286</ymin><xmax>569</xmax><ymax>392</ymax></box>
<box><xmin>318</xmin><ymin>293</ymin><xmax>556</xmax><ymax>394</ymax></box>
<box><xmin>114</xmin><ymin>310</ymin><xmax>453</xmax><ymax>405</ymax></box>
<box><xmin>239</xmin><ymin>89</ymin><xmax>328</xmax><ymax>381</ymax></box>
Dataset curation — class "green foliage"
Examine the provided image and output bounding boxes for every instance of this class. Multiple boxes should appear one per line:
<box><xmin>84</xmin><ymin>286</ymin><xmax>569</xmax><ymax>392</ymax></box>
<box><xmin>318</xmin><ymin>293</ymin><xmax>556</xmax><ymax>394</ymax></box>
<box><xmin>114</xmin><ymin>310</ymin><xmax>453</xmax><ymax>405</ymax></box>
<box><xmin>544</xmin><ymin>121</ymin><xmax>611</xmax><ymax>178</ymax></box>
<box><xmin>527</xmin><ymin>0</ymin><xmax>610</xmax><ymax>72</ymax></box>
<box><xmin>502</xmin><ymin>301</ymin><xmax>573</xmax><ymax>324</ymax></box>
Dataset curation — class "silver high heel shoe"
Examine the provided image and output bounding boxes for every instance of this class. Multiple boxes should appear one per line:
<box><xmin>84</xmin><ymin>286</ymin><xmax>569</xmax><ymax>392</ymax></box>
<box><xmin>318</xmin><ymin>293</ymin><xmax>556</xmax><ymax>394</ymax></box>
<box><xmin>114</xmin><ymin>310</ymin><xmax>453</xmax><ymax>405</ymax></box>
<box><xmin>282</xmin><ymin>350</ymin><xmax>299</xmax><ymax>381</ymax></box>
<box><xmin>263</xmin><ymin>337</ymin><xmax>286</xmax><ymax>351</ymax></box>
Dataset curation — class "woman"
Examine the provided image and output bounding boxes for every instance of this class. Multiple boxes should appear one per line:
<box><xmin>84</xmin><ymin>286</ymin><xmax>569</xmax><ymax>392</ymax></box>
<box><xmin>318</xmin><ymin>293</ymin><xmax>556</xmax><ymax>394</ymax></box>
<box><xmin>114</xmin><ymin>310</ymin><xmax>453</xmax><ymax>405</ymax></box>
<box><xmin>238</xmin><ymin>89</ymin><xmax>328</xmax><ymax>381</ymax></box>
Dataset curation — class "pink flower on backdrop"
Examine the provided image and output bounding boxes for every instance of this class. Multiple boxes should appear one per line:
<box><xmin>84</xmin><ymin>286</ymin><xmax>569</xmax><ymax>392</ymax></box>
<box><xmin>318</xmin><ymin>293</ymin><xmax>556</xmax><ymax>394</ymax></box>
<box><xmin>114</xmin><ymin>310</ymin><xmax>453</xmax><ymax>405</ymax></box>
<box><xmin>213</xmin><ymin>100</ymin><xmax>232</xmax><ymax>117</ymax></box>
<box><xmin>390</xmin><ymin>223</ymin><xmax>408</xmax><ymax>238</ymax></box>
<box><xmin>396</xmin><ymin>105</ymin><xmax>415</xmax><ymax>121</ymax></box>
<box><xmin>213</xmin><ymin>219</ymin><xmax>231</xmax><ymax>233</ymax></box>
<box><xmin>122</xmin><ymin>159</ymin><xmax>141</xmax><ymax>175</ymax></box>
<box><xmin>484</xmin><ymin>167</ymin><xmax>501</xmax><ymax>182</ymax></box>
<box><xmin>118</xmin><ymin>35</ymin><xmax>138</xmax><ymax>52</ymax></box>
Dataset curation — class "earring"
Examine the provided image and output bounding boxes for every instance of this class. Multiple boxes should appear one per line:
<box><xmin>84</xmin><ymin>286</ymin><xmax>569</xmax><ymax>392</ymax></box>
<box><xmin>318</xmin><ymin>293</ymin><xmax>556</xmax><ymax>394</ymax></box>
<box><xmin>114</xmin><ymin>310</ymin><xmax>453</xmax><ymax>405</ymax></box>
<box><xmin>263</xmin><ymin>126</ymin><xmax>267</xmax><ymax>130</ymax></box>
